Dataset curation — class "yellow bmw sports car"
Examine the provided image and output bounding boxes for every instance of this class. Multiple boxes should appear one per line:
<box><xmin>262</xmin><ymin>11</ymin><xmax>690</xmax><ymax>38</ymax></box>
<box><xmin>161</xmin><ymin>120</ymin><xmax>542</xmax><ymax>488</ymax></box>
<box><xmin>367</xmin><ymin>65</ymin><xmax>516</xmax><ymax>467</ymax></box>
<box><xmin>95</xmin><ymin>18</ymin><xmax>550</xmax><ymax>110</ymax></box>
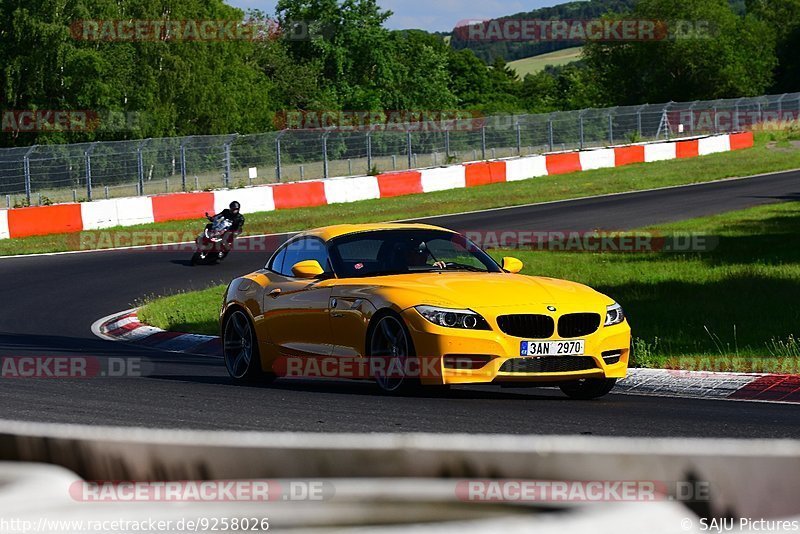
<box><xmin>221</xmin><ymin>223</ymin><xmax>631</xmax><ymax>398</ymax></box>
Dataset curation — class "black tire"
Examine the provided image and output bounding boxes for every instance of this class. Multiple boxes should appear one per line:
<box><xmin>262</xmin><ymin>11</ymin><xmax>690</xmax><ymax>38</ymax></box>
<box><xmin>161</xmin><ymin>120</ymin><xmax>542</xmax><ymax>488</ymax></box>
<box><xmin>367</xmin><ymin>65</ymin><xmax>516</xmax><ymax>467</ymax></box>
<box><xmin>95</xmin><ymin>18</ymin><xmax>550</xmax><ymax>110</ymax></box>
<box><xmin>559</xmin><ymin>378</ymin><xmax>617</xmax><ymax>399</ymax></box>
<box><xmin>222</xmin><ymin>309</ymin><xmax>275</xmax><ymax>384</ymax></box>
<box><xmin>190</xmin><ymin>251</ymin><xmax>201</xmax><ymax>265</ymax></box>
<box><xmin>367</xmin><ymin>311</ymin><xmax>422</xmax><ymax>395</ymax></box>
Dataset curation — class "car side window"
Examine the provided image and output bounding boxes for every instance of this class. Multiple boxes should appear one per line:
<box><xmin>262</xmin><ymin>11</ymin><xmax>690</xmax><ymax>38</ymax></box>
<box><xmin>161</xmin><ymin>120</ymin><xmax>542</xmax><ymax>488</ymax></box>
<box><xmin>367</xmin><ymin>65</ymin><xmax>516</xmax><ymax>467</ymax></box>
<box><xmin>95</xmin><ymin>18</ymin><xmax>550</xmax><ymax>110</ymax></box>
<box><xmin>279</xmin><ymin>237</ymin><xmax>331</xmax><ymax>277</ymax></box>
<box><xmin>268</xmin><ymin>245</ymin><xmax>287</xmax><ymax>274</ymax></box>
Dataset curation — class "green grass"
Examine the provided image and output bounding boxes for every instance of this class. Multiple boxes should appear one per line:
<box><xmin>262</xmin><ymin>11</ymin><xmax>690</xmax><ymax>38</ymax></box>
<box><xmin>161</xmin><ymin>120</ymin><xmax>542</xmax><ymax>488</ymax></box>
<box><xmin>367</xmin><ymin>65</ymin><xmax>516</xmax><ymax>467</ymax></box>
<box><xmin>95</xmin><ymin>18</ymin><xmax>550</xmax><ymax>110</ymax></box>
<box><xmin>502</xmin><ymin>202</ymin><xmax>800</xmax><ymax>370</ymax></box>
<box><xmin>3</xmin><ymin>131</ymin><xmax>799</xmax><ymax>257</ymax></box>
<box><xmin>138</xmin><ymin>286</ymin><xmax>226</xmax><ymax>336</ymax></box>
<box><xmin>507</xmin><ymin>47</ymin><xmax>583</xmax><ymax>77</ymax></box>
<box><xmin>138</xmin><ymin>201</ymin><xmax>800</xmax><ymax>372</ymax></box>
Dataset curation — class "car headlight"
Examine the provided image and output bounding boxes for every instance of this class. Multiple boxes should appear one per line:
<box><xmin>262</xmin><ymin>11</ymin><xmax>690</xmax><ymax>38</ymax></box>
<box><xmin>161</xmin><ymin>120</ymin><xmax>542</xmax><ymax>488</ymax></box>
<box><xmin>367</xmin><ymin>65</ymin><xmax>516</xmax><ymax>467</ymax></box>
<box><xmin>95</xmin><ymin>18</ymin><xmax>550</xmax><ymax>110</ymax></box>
<box><xmin>605</xmin><ymin>302</ymin><xmax>625</xmax><ymax>326</ymax></box>
<box><xmin>415</xmin><ymin>306</ymin><xmax>490</xmax><ymax>330</ymax></box>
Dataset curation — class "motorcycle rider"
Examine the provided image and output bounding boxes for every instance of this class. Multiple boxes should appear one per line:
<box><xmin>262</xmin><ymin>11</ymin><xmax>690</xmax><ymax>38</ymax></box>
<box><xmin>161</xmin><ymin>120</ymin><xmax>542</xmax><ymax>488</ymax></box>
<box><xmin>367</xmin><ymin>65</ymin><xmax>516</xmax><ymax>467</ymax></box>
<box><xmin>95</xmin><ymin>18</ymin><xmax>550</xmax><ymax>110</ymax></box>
<box><xmin>206</xmin><ymin>201</ymin><xmax>245</xmax><ymax>253</ymax></box>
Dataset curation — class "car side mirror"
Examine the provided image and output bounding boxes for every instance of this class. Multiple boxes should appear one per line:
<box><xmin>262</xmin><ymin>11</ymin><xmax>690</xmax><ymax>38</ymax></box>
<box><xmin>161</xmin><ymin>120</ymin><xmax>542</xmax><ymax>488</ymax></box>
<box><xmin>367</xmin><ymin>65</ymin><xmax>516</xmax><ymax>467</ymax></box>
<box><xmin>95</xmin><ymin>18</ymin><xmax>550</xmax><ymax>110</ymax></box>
<box><xmin>502</xmin><ymin>256</ymin><xmax>523</xmax><ymax>273</ymax></box>
<box><xmin>292</xmin><ymin>260</ymin><xmax>325</xmax><ymax>279</ymax></box>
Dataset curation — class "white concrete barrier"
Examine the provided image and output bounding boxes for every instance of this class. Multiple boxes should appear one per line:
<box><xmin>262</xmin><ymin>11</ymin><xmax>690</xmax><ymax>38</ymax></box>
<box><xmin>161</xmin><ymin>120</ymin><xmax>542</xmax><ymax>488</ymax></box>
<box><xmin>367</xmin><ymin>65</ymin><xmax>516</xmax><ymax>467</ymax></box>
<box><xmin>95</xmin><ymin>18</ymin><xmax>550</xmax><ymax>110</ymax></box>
<box><xmin>214</xmin><ymin>186</ymin><xmax>275</xmax><ymax>215</ymax></box>
<box><xmin>578</xmin><ymin>148</ymin><xmax>616</xmax><ymax>171</ymax></box>
<box><xmin>115</xmin><ymin>196</ymin><xmax>155</xmax><ymax>226</ymax></box>
<box><xmin>324</xmin><ymin>176</ymin><xmax>381</xmax><ymax>204</ymax></box>
<box><xmin>644</xmin><ymin>142</ymin><xmax>678</xmax><ymax>162</ymax></box>
<box><xmin>505</xmin><ymin>155</ymin><xmax>549</xmax><ymax>181</ymax></box>
<box><xmin>80</xmin><ymin>199</ymin><xmax>119</xmax><ymax>230</ymax></box>
<box><xmin>0</xmin><ymin>209</ymin><xmax>9</xmax><ymax>240</ymax></box>
<box><xmin>698</xmin><ymin>135</ymin><xmax>731</xmax><ymax>156</ymax></box>
<box><xmin>420</xmin><ymin>166</ymin><xmax>466</xmax><ymax>192</ymax></box>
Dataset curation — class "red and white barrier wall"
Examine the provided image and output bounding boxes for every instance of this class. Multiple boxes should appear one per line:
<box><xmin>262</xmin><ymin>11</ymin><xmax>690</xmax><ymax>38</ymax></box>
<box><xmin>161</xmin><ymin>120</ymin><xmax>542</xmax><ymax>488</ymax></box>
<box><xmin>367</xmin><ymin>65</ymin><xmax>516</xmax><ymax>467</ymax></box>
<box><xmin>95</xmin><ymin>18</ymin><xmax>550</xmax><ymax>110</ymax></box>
<box><xmin>0</xmin><ymin>132</ymin><xmax>754</xmax><ymax>240</ymax></box>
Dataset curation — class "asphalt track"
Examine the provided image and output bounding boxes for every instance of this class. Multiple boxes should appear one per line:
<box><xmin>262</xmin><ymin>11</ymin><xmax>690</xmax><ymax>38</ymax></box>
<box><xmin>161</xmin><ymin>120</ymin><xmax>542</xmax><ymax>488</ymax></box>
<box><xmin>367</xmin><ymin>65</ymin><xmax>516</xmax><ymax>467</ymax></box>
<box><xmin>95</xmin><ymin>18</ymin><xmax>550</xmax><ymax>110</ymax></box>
<box><xmin>1</xmin><ymin>170</ymin><xmax>799</xmax><ymax>435</ymax></box>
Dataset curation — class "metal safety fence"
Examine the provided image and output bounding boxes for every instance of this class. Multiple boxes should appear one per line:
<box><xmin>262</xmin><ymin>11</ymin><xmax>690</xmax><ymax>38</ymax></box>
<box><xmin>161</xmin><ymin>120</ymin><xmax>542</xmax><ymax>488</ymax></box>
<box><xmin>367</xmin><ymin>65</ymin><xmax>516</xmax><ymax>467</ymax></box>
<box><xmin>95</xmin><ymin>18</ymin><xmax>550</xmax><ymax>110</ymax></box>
<box><xmin>1</xmin><ymin>92</ymin><xmax>798</xmax><ymax>207</ymax></box>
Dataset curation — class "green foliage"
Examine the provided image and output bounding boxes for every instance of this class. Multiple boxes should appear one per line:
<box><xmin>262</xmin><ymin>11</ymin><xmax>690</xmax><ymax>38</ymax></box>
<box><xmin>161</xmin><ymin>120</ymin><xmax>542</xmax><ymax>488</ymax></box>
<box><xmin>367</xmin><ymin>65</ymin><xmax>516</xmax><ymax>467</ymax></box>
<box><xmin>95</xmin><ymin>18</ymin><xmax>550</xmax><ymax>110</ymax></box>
<box><xmin>0</xmin><ymin>0</ymin><xmax>792</xmax><ymax>151</ymax></box>
<box><xmin>583</xmin><ymin>0</ymin><xmax>777</xmax><ymax>104</ymax></box>
<box><xmin>746</xmin><ymin>0</ymin><xmax>800</xmax><ymax>92</ymax></box>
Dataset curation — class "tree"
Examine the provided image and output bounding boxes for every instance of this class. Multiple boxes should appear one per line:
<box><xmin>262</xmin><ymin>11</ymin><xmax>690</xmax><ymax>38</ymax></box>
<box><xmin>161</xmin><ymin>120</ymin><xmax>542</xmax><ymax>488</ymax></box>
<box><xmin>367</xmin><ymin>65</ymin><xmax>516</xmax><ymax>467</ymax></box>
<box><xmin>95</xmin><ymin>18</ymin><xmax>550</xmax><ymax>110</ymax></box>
<box><xmin>583</xmin><ymin>0</ymin><xmax>777</xmax><ymax>105</ymax></box>
<box><xmin>747</xmin><ymin>0</ymin><xmax>800</xmax><ymax>92</ymax></box>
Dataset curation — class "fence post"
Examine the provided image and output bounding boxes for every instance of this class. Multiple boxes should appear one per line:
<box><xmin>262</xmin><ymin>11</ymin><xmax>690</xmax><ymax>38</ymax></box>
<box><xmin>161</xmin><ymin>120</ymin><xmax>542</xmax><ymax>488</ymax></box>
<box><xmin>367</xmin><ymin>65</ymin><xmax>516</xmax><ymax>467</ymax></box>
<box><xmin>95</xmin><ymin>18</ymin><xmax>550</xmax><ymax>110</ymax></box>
<box><xmin>579</xmin><ymin>112</ymin><xmax>585</xmax><ymax>150</ymax></box>
<box><xmin>480</xmin><ymin>126</ymin><xmax>486</xmax><ymax>160</ymax></box>
<box><xmin>136</xmin><ymin>140</ymin><xmax>148</xmax><ymax>196</ymax></box>
<box><xmin>366</xmin><ymin>131</ymin><xmax>372</xmax><ymax>173</ymax></box>
<box><xmin>515</xmin><ymin>121</ymin><xmax>522</xmax><ymax>155</ymax></box>
<box><xmin>637</xmin><ymin>111</ymin><xmax>642</xmax><ymax>137</ymax></box>
<box><xmin>223</xmin><ymin>133</ymin><xmax>237</xmax><ymax>188</ymax></box>
<box><xmin>275</xmin><ymin>131</ymin><xmax>285</xmax><ymax>183</ymax></box>
<box><xmin>776</xmin><ymin>94</ymin><xmax>786</xmax><ymax>121</ymax></box>
<box><xmin>687</xmin><ymin>101</ymin><xmax>698</xmax><ymax>134</ymax></box>
<box><xmin>406</xmin><ymin>129</ymin><xmax>413</xmax><ymax>169</ymax></box>
<box><xmin>444</xmin><ymin>129</ymin><xmax>450</xmax><ymax>160</ymax></box>
<box><xmin>713</xmin><ymin>106</ymin><xmax>719</xmax><ymax>134</ymax></box>
<box><xmin>23</xmin><ymin>145</ymin><xmax>37</xmax><ymax>205</ymax></box>
<box><xmin>180</xmin><ymin>139</ymin><xmax>188</xmax><ymax>191</ymax></box>
<box><xmin>85</xmin><ymin>142</ymin><xmax>98</xmax><ymax>201</ymax></box>
<box><xmin>734</xmin><ymin>97</ymin><xmax>746</xmax><ymax>131</ymax></box>
<box><xmin>322</xmin><ymin>133</ymin><xmax>329</xmax><ymax>179</ymax></box>
<box><xmin>608</xmin><ymin>113</ymin><xmax>614</xmax><ymax>144</ymax></box>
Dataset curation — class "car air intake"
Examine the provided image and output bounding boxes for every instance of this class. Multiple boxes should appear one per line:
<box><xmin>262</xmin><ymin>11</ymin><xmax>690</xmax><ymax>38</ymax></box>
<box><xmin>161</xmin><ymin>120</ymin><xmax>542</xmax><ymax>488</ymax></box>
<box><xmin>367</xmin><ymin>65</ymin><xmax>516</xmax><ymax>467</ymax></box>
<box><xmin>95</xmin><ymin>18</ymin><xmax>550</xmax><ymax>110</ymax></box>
<box><xmin>499</xmin><ymin>356</ymin><xmax>597</xmax><ymax>373</ymax></box>
<box><xmin>496</xmin><ymin>314</ymin><xmax>555</xmax><ymax>339</ymax></box>
<box><xmin>558</xmin><ymin>313</ymin><xmax>601</xmax><ymax>338</ymax></box>
<box><xmin>602</xmin><ymin>350</ymin><xmax>623</xmax><ymax>365</ymax></box>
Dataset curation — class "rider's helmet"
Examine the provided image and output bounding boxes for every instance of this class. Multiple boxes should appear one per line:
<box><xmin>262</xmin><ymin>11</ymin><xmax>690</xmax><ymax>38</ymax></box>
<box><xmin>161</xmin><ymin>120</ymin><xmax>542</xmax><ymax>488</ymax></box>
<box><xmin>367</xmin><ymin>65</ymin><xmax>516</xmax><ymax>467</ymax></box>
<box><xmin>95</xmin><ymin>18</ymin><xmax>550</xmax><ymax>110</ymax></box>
<box><xmin>229</xmin><ymin>201</ymin><xmax>241</xmax><ymax>215</ymax></box>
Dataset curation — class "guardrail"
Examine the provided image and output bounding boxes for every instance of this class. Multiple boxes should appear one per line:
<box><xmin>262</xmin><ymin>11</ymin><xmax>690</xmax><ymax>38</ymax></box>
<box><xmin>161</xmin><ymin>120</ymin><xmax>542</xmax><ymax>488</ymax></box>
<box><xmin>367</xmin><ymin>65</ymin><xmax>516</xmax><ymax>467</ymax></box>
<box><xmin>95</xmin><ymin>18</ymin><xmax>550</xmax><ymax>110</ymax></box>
<box><xmin>1</xmin><ymin>419</ymin><xmax>799</xmax><ymax>520</ymax></box>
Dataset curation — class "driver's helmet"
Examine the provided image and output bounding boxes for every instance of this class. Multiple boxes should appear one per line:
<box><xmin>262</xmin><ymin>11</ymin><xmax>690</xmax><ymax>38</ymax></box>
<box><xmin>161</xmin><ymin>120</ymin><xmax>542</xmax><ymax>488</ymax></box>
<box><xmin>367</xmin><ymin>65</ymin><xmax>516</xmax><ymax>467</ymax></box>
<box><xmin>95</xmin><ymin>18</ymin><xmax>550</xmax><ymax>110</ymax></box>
<box><xmin>229</xmin><ymin>201</ymin><xmax>241</xmax><ymax>215</ymax></box>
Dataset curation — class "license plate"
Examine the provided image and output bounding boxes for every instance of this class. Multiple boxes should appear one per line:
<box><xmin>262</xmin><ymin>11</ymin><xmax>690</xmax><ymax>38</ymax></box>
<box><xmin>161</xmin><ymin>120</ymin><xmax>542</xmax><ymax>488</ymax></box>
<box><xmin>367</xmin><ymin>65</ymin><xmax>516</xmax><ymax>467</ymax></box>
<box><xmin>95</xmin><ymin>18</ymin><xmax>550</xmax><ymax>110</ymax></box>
<box><xmin>521</xmin><ymin>340</ymin><xmax>585</xmax><ymax>357</ymax></box>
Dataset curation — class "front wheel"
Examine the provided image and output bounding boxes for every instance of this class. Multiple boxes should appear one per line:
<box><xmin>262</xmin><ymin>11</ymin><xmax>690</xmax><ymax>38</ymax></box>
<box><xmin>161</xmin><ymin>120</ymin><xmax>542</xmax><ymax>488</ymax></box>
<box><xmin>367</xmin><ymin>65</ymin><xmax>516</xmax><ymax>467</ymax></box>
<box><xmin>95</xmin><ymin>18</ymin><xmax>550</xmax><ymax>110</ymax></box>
<box><xmin>223</xmin><ymin>309</ymin><xmax>273</xmax><ymax>384</ymax></box>
<box><xmin>559</xmin><ymin>378</ymin><xmax>617</xmax><ymax>399</ymax></box>
<box><xmin>368</xmin><ymin>313</ymin><xmax>421</xmax><ymax>395</ymax></box>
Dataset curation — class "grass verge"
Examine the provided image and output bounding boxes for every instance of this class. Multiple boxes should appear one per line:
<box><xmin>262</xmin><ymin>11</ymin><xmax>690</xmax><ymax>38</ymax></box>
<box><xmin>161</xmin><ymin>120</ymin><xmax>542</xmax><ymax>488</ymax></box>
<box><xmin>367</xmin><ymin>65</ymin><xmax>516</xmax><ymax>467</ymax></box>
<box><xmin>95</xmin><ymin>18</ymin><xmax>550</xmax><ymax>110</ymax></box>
<box><xmin>3</xmin><ymin>131</ymin><xmax>800</xmax><ymax>257</ymax></box>
<box><xmin>138</xmin><ymin>201</ymin><xmax>800</xmax><ymax>372</ymax></box>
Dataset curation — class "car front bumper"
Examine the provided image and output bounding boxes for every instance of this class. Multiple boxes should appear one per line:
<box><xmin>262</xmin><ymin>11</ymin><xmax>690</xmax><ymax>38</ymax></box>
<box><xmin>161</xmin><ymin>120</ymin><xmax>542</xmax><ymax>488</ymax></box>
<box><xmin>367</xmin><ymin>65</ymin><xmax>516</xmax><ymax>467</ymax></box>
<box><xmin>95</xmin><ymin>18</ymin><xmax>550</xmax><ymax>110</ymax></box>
<box><xmin>401</xmin><ymin>307</ymin><xmax>631</xmax><ymax>386</ymax></box>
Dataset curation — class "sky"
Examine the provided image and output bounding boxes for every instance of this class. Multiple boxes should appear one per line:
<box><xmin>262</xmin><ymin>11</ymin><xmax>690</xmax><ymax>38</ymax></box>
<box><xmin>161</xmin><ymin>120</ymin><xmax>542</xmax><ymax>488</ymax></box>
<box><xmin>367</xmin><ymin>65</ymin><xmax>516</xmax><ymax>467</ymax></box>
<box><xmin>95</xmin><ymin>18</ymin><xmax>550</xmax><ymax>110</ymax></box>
<box><xmin>224</xmin><ymin>0</ymin><xmax>558</xmax><ymax>33</ymax></box>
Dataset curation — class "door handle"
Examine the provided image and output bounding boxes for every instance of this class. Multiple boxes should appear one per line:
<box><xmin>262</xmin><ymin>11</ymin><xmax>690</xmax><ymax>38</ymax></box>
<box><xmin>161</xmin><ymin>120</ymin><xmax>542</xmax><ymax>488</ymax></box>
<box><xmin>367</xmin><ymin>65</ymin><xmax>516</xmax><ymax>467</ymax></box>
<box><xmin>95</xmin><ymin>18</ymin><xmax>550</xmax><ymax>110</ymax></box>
<box><xmin>268</xmin><ymin>288</ymin><xmax>282</xmax><ymax>297</ymax></box>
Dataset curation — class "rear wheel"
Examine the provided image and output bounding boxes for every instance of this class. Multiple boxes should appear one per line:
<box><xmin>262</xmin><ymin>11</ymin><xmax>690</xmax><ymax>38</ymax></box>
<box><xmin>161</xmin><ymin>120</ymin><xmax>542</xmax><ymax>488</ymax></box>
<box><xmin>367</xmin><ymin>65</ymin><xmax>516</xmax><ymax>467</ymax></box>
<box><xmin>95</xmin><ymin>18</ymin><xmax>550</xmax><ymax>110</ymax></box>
<box><xmin>559</xmin><ymin>378</ymin><xmax>617</xmax><ymax>399</ymax></box>
<box><xmin>223</xmin><ymin>309</ymin><xmax>273</xmax><ymax>383</ymax></box>
<box><xmin>368</xmin><ymin>313</ymin><xmax>421</xmax><ymax>394</ymax></box>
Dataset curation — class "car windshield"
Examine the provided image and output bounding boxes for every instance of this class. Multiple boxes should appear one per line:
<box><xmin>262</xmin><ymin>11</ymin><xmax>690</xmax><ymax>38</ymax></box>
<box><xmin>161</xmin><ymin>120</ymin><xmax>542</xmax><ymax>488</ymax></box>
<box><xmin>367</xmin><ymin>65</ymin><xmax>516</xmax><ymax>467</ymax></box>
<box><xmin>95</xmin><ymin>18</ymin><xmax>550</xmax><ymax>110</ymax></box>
<box><xmin>328</xmin><ymin>229</ymin><xmax>502</xmax><ymax>278</ymax></box>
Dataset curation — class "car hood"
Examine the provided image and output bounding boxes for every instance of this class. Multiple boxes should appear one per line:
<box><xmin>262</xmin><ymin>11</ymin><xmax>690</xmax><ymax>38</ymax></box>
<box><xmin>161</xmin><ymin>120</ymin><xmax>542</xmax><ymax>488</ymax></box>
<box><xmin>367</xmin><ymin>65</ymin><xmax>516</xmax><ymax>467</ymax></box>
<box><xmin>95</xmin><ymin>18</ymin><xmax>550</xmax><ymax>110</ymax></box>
<box><xmin>346</xmin><ymin>272</ymin><xmax>612</xmax><ymax>310</ymax></box>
